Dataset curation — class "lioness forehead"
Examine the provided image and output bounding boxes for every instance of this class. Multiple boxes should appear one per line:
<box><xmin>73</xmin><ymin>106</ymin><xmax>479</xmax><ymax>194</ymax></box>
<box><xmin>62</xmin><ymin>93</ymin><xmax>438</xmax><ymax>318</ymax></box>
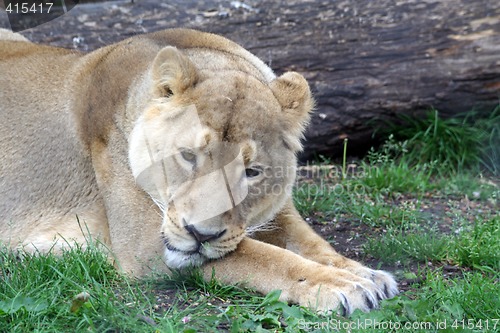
<box><xmin>185</xmin><ymin>72</ymin><xmax>283</xmax><ymax>142</ymax></box>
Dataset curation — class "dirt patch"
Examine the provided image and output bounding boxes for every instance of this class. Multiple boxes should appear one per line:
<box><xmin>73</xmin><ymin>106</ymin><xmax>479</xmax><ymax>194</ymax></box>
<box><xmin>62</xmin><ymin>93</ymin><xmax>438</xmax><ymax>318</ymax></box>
<box><xmin>308</xmin><ymin>192</ymin><xmax>497</xmax><ymax>294</ymax></box>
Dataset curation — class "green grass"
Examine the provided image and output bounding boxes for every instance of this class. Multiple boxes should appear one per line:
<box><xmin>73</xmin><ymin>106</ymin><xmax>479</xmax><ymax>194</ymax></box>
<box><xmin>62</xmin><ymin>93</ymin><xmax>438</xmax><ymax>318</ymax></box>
<box><xmin>388</xmin><ymin>106</ymin><xmax>500</xmax><ymax>176</ymax></box>
<box><xmin>451</xmin><ymin>216</ymin><xmax>500</xmax><ymax>271</ymax></box>
<box><xmin>0</xmin><ymin>244</ymin><xmax>341</xmax><ymax>332</ymax></box>
<box><xmin>363</xmin><ymin>214</ymin><xmax>500</xmax><ymax>269</ymax></box>
<box><xmin>346</xmin><ymin>270</ymin><xmax>500</xmax><ymax>333</ymax></box>
<box><xmin>1</xmin><ymin>108</ymin><xmax>499</xmax><ymax>332</ymax></box>
<box><xmin>0</xmin><ymin>243</ymin><xmax>159</xmax><ymax>332</ymax></box>
<box><xmin>290</xmin><ymin>108</ymin><xmax>499</xmax><ymax>332</ymax></box>
<box><xmin>6</xmin><ymin>244</ymin><xmax>497</xmax><ymax>333</ymax></box>
<box><xmin>363</xmin><ymin>227</ymin><xmax>450</xmax><ymax>265</ymax></box>
<box><xmin>294</xmin><ymin>181</ymin><xmax>426</xmax><ymax>228</ymax></box>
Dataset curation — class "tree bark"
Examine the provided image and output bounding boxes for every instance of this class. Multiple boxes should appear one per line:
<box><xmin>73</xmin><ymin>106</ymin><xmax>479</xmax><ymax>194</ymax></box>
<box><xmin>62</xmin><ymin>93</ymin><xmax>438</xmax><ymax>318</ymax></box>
<box><xmin>2</xmin><ymin>0</ymin><xmax>499</xmax><ymax>158</ymax></box>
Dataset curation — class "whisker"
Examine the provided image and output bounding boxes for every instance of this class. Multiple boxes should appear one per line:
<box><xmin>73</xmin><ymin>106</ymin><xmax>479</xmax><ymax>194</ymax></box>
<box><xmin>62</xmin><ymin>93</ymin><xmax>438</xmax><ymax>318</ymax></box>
<box><xmin>245</xmin><ymin>220</ymin><xmax>279</xmax><ymax>236</ymax></box>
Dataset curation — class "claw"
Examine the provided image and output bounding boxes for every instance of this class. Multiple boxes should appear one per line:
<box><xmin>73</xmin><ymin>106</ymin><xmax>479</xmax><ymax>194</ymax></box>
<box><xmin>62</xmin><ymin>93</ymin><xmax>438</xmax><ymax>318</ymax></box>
<box><xmin>337</xmin><ymin>292</ymin><xmax>350</xmax><ymax>316</ymax></box>
<box><xmin>365</xmin><ymin>294</ymin><xmax>375</xmax><ymax>310</ymax></box>
<box><xmin>338</xmin><ymin>302</ymin><xmax>347</xmax><ymax>316</ymax></box>
<box><xmin>376</xmin><ymin>288</ymin><xmax>385</xmax><ymax>301</ymax></box>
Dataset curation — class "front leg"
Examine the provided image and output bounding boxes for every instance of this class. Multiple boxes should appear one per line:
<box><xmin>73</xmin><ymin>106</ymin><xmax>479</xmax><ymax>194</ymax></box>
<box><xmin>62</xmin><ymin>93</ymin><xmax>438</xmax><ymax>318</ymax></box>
<box><xmin>91</xmin><ymin>141</ymin><xmax>167</xmax><ymax>275</ymax></box>
<box><xmin>253</xmin><ymin>200</ymin><xmax>398</xmax><ymax>299</ymax></box>
<box><xmin>203</xmin><ymin>238</ymin><xmax>387</xmax><ymax>315</ymax></box>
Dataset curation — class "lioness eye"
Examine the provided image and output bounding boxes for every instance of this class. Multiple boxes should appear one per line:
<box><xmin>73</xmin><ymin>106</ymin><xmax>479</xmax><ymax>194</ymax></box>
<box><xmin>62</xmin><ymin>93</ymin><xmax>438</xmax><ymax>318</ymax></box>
<box><xmin>245</xmin><ymin>168</ymin><xmax>262</xmax><ymax>178</ymax></box>
<box><xmin>180</xmin><ymin>150</ymin><xmax>197</xmax><ymax>164</ymax></box>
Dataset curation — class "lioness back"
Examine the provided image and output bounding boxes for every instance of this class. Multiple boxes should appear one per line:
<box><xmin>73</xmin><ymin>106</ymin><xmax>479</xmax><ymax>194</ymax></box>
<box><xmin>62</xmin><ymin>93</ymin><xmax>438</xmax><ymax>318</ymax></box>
<box><xmin>0</xmin><ymin>29</ymin><xmax>104</xmax><ymax>250</ymax></box>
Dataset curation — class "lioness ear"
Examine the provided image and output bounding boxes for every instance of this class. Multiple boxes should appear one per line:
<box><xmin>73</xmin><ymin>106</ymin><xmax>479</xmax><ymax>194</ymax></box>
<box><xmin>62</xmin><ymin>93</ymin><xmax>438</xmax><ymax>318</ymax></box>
<box><xmin>270</xmin><ymin>72</ymin><xmax>314</xmax><ymax>151</ymax></box>
<box><xmin>152</xmin><ymin>46</ymin><xmax>198</xmax><ymax>97</ymax></box>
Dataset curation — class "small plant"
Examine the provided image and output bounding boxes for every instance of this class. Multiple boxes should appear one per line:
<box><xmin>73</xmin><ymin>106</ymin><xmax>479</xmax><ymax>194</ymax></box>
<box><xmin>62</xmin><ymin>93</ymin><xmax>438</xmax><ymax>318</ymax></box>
<box><xmin>364</xmin><ymin>227</ymin><xmax>449</xmax><ymax>265</ymax></box>
<box><xmin>336</xmin><ymin>135</ymin><xmax>436</xmax><ymax>196</ymax></box>
<box><xmin>476</xmin><ymin>104</ymin><xmax>500</xmax><ymax>176</ymax></box>
<box><xmin>451</xmin><ymin>216</ymin><xmax>500</xmax><ymax>271</ymax></box>
<box><xmin>390</xmin><ymin>107</ymin><xmax>500</xmax><ymax>175</ymax></box>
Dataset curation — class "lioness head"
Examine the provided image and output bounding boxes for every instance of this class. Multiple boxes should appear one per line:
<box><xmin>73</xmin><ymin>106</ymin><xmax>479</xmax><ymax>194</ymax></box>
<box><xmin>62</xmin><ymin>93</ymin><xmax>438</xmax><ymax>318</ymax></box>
<box><xmin>128</xmin><ymin>45</ymin><xmax>313</xmax><ymax>269</ymax></box>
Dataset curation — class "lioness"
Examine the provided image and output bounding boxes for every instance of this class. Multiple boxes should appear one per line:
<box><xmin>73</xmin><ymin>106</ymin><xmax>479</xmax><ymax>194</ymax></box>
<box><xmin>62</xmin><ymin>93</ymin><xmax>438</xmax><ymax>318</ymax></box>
<box><xmin>0</xmin><ymin>28</ymin><xmax>397</xmax><ymax>314</ymax></box>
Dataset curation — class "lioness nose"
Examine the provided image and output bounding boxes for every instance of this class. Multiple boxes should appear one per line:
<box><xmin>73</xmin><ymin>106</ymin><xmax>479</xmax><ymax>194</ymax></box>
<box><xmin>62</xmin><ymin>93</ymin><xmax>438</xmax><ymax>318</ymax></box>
<box><xmin>184</xmin><ymin>224</ymin><xmax>227</xmax><ymax>243</ymax></box>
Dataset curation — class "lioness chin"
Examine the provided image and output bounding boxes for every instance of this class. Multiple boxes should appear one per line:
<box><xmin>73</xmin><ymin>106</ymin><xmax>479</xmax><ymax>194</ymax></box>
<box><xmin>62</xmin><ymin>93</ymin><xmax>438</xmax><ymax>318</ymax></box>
<box><xmin>0</xmin><ymin>28</ymin><xmax>397</xmax><ymax>315</ymax></box>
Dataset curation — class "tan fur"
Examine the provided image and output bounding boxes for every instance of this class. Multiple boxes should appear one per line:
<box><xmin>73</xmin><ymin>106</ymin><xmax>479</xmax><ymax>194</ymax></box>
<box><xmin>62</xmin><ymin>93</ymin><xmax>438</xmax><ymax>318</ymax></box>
<box><xmin>0</xmin><ymin>28</ymin><xmax>397</xmax><ymax>314</ymax></box>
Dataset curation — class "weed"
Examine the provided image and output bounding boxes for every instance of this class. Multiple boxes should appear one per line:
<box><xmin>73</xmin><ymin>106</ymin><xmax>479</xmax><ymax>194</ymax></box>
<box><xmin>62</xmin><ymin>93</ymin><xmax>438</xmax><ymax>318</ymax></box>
<box><xmin>390</xmin><ymin>106</ymin><xmax>500</xmax><ymax>175</ymax></box>
<box><xmin>364</xmin><ymin>227</ymin><xmax>449</xmax><ymax>265</ymax></box>
<box><xmin>475</xmin><ymin>104</ymin><xmax>500</xmax><ymax>176</ymax></box>
<box><xmin>451</xmin><ymin>216</ymin><xmax>500</xmax><ymax>271</ymax></box>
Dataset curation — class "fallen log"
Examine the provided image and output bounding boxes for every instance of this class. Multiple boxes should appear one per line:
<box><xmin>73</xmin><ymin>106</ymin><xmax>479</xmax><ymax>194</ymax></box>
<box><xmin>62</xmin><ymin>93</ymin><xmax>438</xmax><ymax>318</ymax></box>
<box><xmin>1</xmin><ymin>0</ymin><xmax>499</xmax><ymax>158</ymax></box>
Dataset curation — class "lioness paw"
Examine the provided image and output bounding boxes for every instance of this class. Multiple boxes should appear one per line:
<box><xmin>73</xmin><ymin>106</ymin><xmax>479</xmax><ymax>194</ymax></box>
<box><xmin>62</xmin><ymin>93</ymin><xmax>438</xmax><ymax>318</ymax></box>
<box><xmin>288</xmin><ymin>265</ymin><xmax>397</xmax><ymax>316</ymax></box>
<box><xmin>345</xmin><ymin>264</ymin><xmax>399</xmax><ymax>300</ymax></box>
<box><xmin>294</xmin><ymin>275</ymin><xmax>383</xmax><ymax>315</ymax></box>
<box><xmin>369</xmin><ymin>269</ymin><xmax>399</xmax><ymax>299</ymax></box>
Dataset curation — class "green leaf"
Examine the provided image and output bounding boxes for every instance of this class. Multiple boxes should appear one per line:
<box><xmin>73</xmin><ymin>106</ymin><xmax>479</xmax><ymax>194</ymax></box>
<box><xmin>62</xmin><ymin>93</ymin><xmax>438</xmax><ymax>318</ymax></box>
<box><xmin>261</xmin><ymin>289</ymin><xmax>281</xmax><ymax>307</ymax></box>
<box><xmin>403</xmin><ymin>272</ymin><xmax>418</xmax><ymax>280</ymax></box>
<box><xmin>182</xmin><ymin>329</ymin><xmax>196</xmax><ymax>333</ymax></box>
<box><xmin>282</xmin><ymin>305</ymin><xmax>304</xmax><ymax>320</ymax></box>
<box><xmin>0</xmin><ymin>295</ymin><xmax>48</xmax><ymax>314</ymax></box>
